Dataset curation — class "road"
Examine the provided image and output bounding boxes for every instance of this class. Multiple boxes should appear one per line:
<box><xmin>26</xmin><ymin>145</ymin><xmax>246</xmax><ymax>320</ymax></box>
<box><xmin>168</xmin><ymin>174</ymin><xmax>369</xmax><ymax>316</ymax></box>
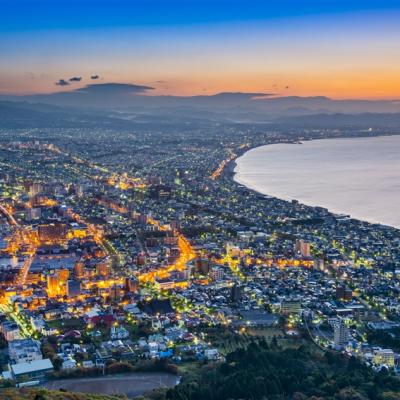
<box><xmin>0</xmin><ymin>204</ymin><xmax>18</xmax><ymax>226</ymax></box>
<box><xmin>139</xmin><ymin>217</ymin><xmax>196</xmax><ymax>283</ymax></box>
<box><xmin>43</xmin><ymin>372</ymin><xmax>180</xmax><ymax>398</ymax></box>
<box><xmin>209</xmin><ymin>149</ymin><xmax>236</xmax><ymax>180</ymax></box>
<box><xmin>0</xmin><ymin>203</ymin><xmax>36</xmax><ymax>285</ymax></box>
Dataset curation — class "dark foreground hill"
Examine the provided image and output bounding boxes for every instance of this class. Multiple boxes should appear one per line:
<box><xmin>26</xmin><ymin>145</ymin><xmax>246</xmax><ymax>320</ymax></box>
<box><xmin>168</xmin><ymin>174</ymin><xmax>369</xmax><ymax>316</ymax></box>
<box><xmin>2</xmin><ymin>341</ymin><xmax>400</xmax><ymax>400</ymax></box>
<box><xmin>0</xmin><ymin>388</ymin><xmax>125</xmax><ymax>400</ymax></box>
<box><xmin>166</xmin><ymin>341</ymin><xmax>400</xmax><ymax>400</ymax></box>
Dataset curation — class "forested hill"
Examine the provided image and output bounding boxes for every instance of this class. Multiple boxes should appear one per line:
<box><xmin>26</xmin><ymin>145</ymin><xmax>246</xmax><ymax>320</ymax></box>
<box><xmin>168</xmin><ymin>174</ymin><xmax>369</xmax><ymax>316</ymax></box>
<box><xmin>166</xmin><ymin>341</ymin><xmax>400</xmax><ymax>400</ymax></box>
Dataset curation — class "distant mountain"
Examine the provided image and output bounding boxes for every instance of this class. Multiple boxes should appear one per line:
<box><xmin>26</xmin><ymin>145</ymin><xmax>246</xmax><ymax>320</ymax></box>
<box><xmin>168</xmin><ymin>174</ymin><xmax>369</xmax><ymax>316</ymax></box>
<box><xmin>1</xmin><ymin>83</ymin><xmax>399</xmax><ymax>117</ymax></box>
<box><xmin>0</xmin><ymin>101</ymin><xmax>134</xmax><ymax>129</ymax></box>
<box><xmin>2</xmin><ymin>93</ymin><xmax>400</xmax><ymax>131</ymax></box>
<box><xmin>0</xmin><ymin>101</ymin><xmax>64</xmax><ymax>128</ymax></box>
<box><xmin>0</xmin><ymin>100</ymin><xmax>237</xmax><ymax>130</ymax></box>
<box><xmin>0</xmin><ymin>84</ymin><xmax>270</xmax><ymax>110</ymax></box>
<box><xmin>277</xmin><ymin>112</ymin><xmax>400</xmax><ymax>128</ymax></box>
<box><xmin>256</xmin><ymin>95</ymin><xmax>400</xmax><ymax>115</ymax></box>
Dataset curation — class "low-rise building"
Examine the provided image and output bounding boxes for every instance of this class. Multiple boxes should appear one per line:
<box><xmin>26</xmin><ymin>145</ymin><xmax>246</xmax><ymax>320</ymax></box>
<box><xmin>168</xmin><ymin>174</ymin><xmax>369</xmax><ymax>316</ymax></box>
<box><xmin>280</xmin><ymin>299</ymin><xmax>302</xmax><ymax>315</ymax></box>
<box><xmin>373</xmin><ymin>349</ymin><xmax>395</xmax><ymax>368</ymax></box>
<box><xmin>10</xmin><ymin>358</ymin><xmax>54</xmax><ymax>381</ymax></box>
<box><xmin>1</xmin><ymin>321</ymin><xmax>21</xmax><ymax>341</ymax></box>
<box><xmin>9</xmin><ymin>339</ymin><xmax>42</xmax><ymax>364</ymax></box>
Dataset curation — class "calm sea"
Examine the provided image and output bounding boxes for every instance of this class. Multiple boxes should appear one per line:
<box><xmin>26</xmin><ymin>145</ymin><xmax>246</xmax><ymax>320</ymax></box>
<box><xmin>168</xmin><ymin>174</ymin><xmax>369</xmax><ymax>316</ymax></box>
<box><xmin>234</xmin><ymin>135</ymin><xmax>400</xmax><ymax>229</ymax></box>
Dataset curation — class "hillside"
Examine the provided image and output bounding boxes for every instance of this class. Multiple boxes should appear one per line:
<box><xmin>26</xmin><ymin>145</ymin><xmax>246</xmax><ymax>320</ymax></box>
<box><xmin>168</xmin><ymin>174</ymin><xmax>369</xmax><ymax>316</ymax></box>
<box><xmin>0</xmin><ymin>387</ymin><xmax>126</xmax><ymax>400</ymax></box>
<box><xmin>165</xmin><ymin>341</ymin><xmax>400</xmax><ymax>400</ymax></box>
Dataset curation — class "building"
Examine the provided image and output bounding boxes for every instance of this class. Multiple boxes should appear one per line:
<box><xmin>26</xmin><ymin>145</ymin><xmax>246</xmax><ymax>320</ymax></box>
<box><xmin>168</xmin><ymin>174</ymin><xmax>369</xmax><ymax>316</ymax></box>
<box><xmin>209</xmin><ymin>266</ymin><xmax>224</xmax><ymax>281</ymax></box>
<box><xmin>313</xmin><ymin>259</ymin><xmax>325</xmax><ymax>271</ymax></box>
<box><xmin>9</xmin><ymin>339</ymin><xmax>42</xmax><ymax>364</ymax></box>
<box><xmin>61</xmin><ymin>355</ymin><xmax>77</xmax><ymax>370</ymax></box>
<box><xmin>110</xmin><ymin>284</ymin><xmax>122</xmax><ymax>301</ymax></box>
<box><xmin>68</xmin><ymin>224</ymin><xmax>87</xmax><ymax>239</ymax></box>
<box><xmin>29</xmin><ymin>183</ymin><xmax>44</xmax><ymax>197</ymax></box>
<box><xmin>336</xmin><ymin>286</ymin><xmax>353</xmax><ymax>301</ymax></box>
<box><xmin>47</xmin><ymin>269</ymin><xmax>69</xmax><ymax>297</ymax></box>
<box><xmin>295</xmin><ymin>239</ymin><xmax>311</xmax><ymax>258</ymax></box>
<box><xmin>38</xmin><ymin>223</ymin><xmax>67</xmax><ymax>242</ymax></box>
<box><xmin>47</xmin><ymin>274</ymin><xmax>59</xmax><ymax>297</ymax></box>
<box><xmin>75</xmin><ymin>184</ymin><xmax>84</xmax><ymax>197</ymax></box>
<box><xmin>280</xmin><ymin>299</ymin><xmax>302</xmax><ymax>315</ymax></box>
<box><xmin>67</xmin><ymin>279</ymin><xmax>81</xmax><ymax>297</ymax></box>
<box><xmin>333</xmin><ymin>319</ymin><xmax>350</xmax><ymax>347</ymax></box>
<box><xmin>96</xmin><ymin>263</ymin><xmax>110</xmax><ymax>278</ymax></box>
<box><xmin>28</xmin><ymin>208</ymin><xmax>41</xmax><ymax>221</ymax></box>
<box><xmin>195</xmin><ymin>258</ymin><xmax>211</xmax><ymax>275</ymax></box>
<box><xmin>125</xmin><ymin>277</ymin><xmax>139</xmax><ymax>293</ymax></box>
<box><xmin>10</xmin><ymin>358</ymin><xmax>54</xmax><ymax>381</ymax></box>
<box><xmin>1</xmin><ymin>321</ymin><xmax>21</xmax><ymax>341</ymax></box>
<box><xmin>373</xmin><ymin>349</ymin><xmax>395</xmax><ymax>368</ymax></box>
<box><xmin>31</xmin><ymin>317</ymin><xmax>57</xmax><ymax>336</ymax></box>
<box><xmin>231</xmin><ymin>284</ymin><xmax>243</xmax><ymax>303</ymax></box>
<box><xmin>74</xmin><ymin>261</ymin><xmax>85</xmax><ymax>278</ymax></box>
<box><xmin>110</xmin><ymin>325</ymin><xmax>129</xmax><ymax>340</ymax></box>
<box><xmin>156</xmin><ymin>278</ymin><xmax>175</xmax><ymax>290</ymax></box>
<box><xmin>204</xmin><ymin>348</ymin><xmax>219</xmax><ymax>361</ymax></box>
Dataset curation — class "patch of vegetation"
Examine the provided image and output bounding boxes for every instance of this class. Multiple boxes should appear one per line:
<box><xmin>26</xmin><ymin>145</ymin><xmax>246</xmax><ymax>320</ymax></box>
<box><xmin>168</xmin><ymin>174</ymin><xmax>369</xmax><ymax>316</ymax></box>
<box><xmin>165</xmin><ymin>340</ymin><xmax>400</xmax><ymax>400</ymax></box>
<box><xmin>46</xmin><ymin>318</ymin><xmax>85</xmax><ymax>331</ymax></box>
<box><xmin>367</xmin><ymin>328</ymin><xmax>400</xmax><ymax>353</ymax></box>
<box><xmin>0</xmin><ymin>387</ymin><xmax>126</xmax><ymax>400</ymax></box>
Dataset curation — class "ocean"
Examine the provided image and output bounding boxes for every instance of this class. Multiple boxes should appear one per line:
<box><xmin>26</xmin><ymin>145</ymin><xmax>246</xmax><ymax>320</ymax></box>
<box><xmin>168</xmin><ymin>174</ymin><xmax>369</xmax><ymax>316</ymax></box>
<box><xmin>234</xmin><ymin>135</ymin><xmax>400</xmax><ymax>229</ymax></box>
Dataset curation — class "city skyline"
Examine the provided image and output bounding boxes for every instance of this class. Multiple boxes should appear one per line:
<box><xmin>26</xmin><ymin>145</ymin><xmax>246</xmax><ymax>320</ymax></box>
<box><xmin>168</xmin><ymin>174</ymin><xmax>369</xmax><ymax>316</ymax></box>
<box><xmin>1</xmin><ymin>0</ymin><xmax>400</xmax><ymax>98</ymax></box>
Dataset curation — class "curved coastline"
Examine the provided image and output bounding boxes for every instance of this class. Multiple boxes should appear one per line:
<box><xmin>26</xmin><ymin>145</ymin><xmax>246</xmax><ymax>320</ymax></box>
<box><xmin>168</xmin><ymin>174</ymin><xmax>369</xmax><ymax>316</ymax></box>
<box><xmin>231</xmin><ymin>136</ymin><xmax>400</xmax><ymax>230</ymax></box>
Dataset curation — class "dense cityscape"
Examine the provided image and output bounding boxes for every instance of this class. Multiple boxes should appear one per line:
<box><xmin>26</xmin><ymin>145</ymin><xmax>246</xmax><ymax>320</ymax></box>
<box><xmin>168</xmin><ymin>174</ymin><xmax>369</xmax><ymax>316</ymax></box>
<box><xmin>0</xmin><ymin>124</ymin><xmax>399</xmax><ymax>399</ymax></box>
<box><xmin>3</xmin><ymin>1</ymin><xmax>400</xmax><ymax>399</ymax></box>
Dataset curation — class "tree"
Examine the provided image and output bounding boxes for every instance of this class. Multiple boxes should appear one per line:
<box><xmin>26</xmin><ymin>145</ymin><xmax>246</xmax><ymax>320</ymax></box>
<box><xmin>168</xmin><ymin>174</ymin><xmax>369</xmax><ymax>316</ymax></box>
<box><xmin>337</xmin><ymin>388</ymin><xmax>368</xmax><ymax>400</ymax></box>
<box><xmin>41</xmin><ymin>342</ymin><xmax>56</xmax><ymax>360</ymax></box>
<box><xmin>0</xmin><ymin>333</ymin><xmax>7</xmax><ymax>349</ymax></box>
<box><xmin>75</xmin><ymin>352</ymin><xmax>85</xmax><ymax>363</ymax></box>
<box><xmin>52</xmin><ymin>356</ymin><xmax>63</xmax><ymax>371</ymax></box>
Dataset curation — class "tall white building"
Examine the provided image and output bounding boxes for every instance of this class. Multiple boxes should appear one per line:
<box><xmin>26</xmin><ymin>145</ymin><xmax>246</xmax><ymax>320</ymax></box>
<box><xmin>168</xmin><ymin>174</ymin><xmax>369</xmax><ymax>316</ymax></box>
<box><xmin>333</xmin><ymin>319</ymin><xmax>349</xmax><ymax>347</ymax></box>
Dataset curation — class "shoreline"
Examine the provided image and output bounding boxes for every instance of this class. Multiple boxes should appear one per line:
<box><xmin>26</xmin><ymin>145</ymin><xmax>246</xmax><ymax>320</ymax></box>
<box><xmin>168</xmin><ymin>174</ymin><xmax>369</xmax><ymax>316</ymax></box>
<box><xmin>225</xmin><ymin>135</ymin><xmax>400</xmax><ymax>231</ymax></box>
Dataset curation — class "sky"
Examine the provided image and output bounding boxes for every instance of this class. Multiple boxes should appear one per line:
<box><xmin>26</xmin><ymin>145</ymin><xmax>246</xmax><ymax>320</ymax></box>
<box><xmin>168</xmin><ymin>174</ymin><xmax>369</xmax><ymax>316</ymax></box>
<box><xmin>1</xmin><ymin>0</ymin><xmax>400</xmax><ymax>98</ymax></box>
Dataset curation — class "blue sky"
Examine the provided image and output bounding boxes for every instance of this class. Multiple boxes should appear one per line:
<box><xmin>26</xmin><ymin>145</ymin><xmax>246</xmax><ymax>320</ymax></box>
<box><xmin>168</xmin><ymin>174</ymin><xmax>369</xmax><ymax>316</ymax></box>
<box><xmin>1</xmin><ymin>1</ymin><xmax>400</xmax><ymax>98</ymax></box>
<box><xmin>2</xmin><ymin>0</ymin><xmax>400</xmax><ymax>31</ymax></box>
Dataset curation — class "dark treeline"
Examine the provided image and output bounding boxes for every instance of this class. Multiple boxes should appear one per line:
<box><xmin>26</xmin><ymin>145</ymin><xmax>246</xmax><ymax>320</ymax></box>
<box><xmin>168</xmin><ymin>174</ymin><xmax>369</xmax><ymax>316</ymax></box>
<box><xmin>166</xmin><ymin>341</ymin><xmax>400</xmax><ymax>400</ymax></box>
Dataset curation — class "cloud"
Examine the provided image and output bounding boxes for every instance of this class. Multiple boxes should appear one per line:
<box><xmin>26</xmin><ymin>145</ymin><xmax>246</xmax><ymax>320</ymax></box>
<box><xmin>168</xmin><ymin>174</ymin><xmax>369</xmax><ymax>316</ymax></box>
<box><xmin>69</xmin><ymin>76</ymin><xmax>82</xmax><ymax>82</ymax></box>
<box><xmin>55</xmin><ymin>79</ymin><xmax>70</xmax><ymax>86</ymax></box>
<box><xmin>75</xmin><ymin>83</ymin><xmax>154</xmax><ymax>94</ymax></box>
<box><xmin>90</xmin><ymin>75</ymin><xmax>100</xmax><ymax>80</ymax></box>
